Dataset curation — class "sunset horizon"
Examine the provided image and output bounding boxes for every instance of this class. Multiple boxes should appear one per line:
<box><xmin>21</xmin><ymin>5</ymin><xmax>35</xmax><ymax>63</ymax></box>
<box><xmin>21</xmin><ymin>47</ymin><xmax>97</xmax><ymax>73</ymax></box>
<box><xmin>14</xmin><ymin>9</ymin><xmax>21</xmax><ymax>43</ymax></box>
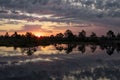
<box><xmin>0</xmin><ymin>0</ymin><xmax>120</xmax><ymax>80</ymax></box>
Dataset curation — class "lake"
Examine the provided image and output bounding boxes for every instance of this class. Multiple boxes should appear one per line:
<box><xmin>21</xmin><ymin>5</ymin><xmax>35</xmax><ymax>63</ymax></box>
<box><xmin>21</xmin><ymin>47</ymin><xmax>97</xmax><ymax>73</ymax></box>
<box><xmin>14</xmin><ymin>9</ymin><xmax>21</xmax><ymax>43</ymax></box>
<box><xmin>0</xmin><ymin>43</ymin><xmax>120</xmax><ymax>80</ymax></box>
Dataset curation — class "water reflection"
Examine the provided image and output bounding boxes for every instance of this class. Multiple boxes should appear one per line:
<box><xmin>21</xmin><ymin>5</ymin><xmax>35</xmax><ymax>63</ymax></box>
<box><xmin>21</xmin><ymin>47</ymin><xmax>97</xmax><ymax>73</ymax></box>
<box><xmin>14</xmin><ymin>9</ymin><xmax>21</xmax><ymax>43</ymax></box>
<box><xmin>0</xmin><ymin>59</ymin><xmax>120</xmax><ymax>80</ymax></box>
<box><xmin>0</xmin><ymin>44</ymin><xmax>120</xmax><ymax>80</ymax></box>
<box><xmin>0</xmin><ymin>43</ymin><xmax>119</xmax><ymax>57</ymax></box>
<box><xmin>90</xmin><ymin>44</ymin><xmax>97</xmax><ymax>53</ymax></box>
<box><xmin>78</xmin><ymin>44</ymin><xmax>86</xmax><ymax>53</ymax></box>
<box><xmin>54</xmin><ymin>43</ymin><xmax>119</xmax><ymax>55</ymax></box>
<box><xmin>50</xmin><ymin>66</ymin><xmax>120</xmax><ymax>80</ymax></box>
<box><xmin>21</xmin><ymin>47</ymin><xmax>37</xmax><ymax>56</ymax></box>
<box><xmin>64</xmin><ymin>44</ymin><xmax>77</xmax><ymax>54</ymax></box>
<box><xmin>106</xmin><ymin>46</ymin><xmax>115</xmax><ymax>56</ymax></box>
<box><xmin>16</xmin><ymin>43</ymin><xmax>120</xmax><ymax>56</ymax></box>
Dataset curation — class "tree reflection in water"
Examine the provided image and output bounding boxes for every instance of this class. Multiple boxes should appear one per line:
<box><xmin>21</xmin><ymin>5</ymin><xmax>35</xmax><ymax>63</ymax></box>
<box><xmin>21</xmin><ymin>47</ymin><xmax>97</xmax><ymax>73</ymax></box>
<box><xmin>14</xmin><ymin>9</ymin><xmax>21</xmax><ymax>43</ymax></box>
<box><xmin>19</xmin><ymin>43</ymin><xmax>120</xmax><ymax>56</ymax></box>
<box><xmin>0</xmin><ymin>44</ymin><xmax>120</xmax><ymax>80</ymax></box>
<box><xmin>55</xmin><ymin>43</ymin><xmax>120</xmax><ymax>55</ymax></box>
<box><xmin>78</xmin><ymin>44</ymin><xmax>86</xmax><ymax>53</ymax></box>
<box><xmin>106</xmin><ymin>46</ymin><xmax>115</xmax><ymax>55</ymax></box>
<box><xmin>55</xmin><ymin>43</ymin><xmax>77</xmax><ymax>54</ymax></box>
<box><xmin>65</xmin><ymin>44</ymin><xmax>77</xmax><ymax>54</ymax></box>
<box><xmin>21</xmin><ymin>47</ymin><xmax>37</xmax><ymax>56</ymax></box>
<box><xmin>90</xmin><ymin>44</ymin><xmax>97</xmax><ymax>53</ymax></box>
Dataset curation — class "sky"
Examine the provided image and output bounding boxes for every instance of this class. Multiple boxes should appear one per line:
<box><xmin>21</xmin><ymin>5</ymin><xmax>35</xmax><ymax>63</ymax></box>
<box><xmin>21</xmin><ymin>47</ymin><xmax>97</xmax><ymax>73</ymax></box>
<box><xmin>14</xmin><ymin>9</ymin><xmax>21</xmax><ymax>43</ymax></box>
<box><xmin>0</xmin><ymin>0</ymin><xmax>120</xmax><ymax>36</ymax></box>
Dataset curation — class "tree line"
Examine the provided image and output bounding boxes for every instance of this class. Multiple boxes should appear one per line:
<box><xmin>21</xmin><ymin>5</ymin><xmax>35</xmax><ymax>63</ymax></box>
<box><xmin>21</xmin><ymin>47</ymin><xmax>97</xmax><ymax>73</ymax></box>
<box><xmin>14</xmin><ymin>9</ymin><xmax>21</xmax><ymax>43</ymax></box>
<box><xmin>0</xmin><ymin>30</ymin><xmax>120</xmax><ymax>47</ymax></box>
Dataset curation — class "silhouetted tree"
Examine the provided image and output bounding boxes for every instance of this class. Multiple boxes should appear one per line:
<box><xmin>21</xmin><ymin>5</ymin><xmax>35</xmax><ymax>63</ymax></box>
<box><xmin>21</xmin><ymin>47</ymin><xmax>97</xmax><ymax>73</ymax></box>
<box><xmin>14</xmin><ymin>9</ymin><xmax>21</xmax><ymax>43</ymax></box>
<box><xmin>64</xmin><ymin>29</ymin><xmax>74</xmax><ymax>38</ymax></box>
<box><xmin>24</xmin><ymin>32</ymin><xmax>38</xmax><ymax>46</ymax></box>
<box><xmin>117</xmin><ymin>33</ymin><xmax>120</xmax><ymax>39</ymax></box>
<box><xmin>50</xmin><ymin>35</ymin><xmax>54</xmax><ymax>38</ymax></box>
<box><xmin>107</xmin><ymin>30</ymin><xmax>115</xmax><ymax>38</ymax></box>
<box><xmin>11</xmin><ymin>32</ymin><xmax>18</xmax><ymax>37</ymax></box>
<box><xmin>56</xmin><ymin>33</ymin><xmax>64</xmax><ymax>38</ymax></box>
<box><xmin>5</xmin><ymin>32</ymin><xmax>9</xmax><ymax>38</ymax></box>
<box><xmin>90</xmin><ymin>32</ymin><xmax>97</xmax><ymax>42</ymax></box>
<box><xmin>25</xmin><ymin>32</ymin><xmax>35</xmax><ymax>38</ymax></box>
<box><xmin>78</xmin><ymin>30</ymin><xmax>86</xmax><ymax>40</ymax></box>
<box><xmin>90</xmin><ymin>32</ymin><xmax>97</xmax><ymax>38</ymax></box>
<box><xmin>0</xmin><ymin>29</ymin><xmax>119</xmax><ymax>48</ymax></box>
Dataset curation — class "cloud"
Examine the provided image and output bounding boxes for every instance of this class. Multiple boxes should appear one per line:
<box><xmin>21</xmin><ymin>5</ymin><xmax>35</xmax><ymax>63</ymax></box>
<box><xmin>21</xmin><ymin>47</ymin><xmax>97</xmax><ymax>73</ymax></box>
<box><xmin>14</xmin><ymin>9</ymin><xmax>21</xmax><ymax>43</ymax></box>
<box><xmin>0</xmin><ymin>0</ymin><xmax>120</xmax><ymax>36</ymax></box>
<box><xmin>21</xmin><ymin>25</ymin><xmax>41</xmax><ymax>31</ymax></box>
<box><xmin>4</xmin><ymin>21</ymin><xmax>21</xmax><ymax>25</ymax></box>
<box><xmin>0</xmin><ymin>23</ymin><xmax>4</xmax><ymax>26</ymax></box>
<box><xmin>18</xmin><ymin>25</ymin><xmax>52</xmax><ymax>33</ymax></box>
<box><xmin>0</xmin><ymin>30</ymin><xmax>6</xmax><ymax>32</ymax></box>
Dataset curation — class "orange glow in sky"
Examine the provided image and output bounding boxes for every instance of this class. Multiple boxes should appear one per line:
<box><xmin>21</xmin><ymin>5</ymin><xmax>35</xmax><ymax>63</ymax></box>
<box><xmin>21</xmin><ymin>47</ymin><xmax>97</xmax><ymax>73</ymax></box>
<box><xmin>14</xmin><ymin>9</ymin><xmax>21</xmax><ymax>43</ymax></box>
<box><xmin>0</xmin><ymin>19</ymin><xmax>119</xmax><ymax>37</ymax></box>
<box><xmin>33</xmin><ymin>32</ymin><xmax>45</xmax><ymax>37</ymax></box>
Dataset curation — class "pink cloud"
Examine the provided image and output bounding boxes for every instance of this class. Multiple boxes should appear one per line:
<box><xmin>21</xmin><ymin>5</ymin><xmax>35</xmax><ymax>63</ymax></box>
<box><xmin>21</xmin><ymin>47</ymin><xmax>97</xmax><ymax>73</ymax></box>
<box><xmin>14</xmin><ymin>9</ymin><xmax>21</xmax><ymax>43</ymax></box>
<box><xmin>14</xmin><ymin>25</ymin><xmax>53</xmax><ymax>33</ymax></box>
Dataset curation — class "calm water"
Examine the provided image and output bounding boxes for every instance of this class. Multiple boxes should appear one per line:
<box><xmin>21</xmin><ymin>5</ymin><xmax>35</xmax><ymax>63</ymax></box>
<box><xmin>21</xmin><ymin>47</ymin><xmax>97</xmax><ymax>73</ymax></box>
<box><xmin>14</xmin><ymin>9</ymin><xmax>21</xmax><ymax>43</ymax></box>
<box><xmin>0</xmin><ymin>43</ymin><xmax>120</xmax><ymax>80</ymax></box>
